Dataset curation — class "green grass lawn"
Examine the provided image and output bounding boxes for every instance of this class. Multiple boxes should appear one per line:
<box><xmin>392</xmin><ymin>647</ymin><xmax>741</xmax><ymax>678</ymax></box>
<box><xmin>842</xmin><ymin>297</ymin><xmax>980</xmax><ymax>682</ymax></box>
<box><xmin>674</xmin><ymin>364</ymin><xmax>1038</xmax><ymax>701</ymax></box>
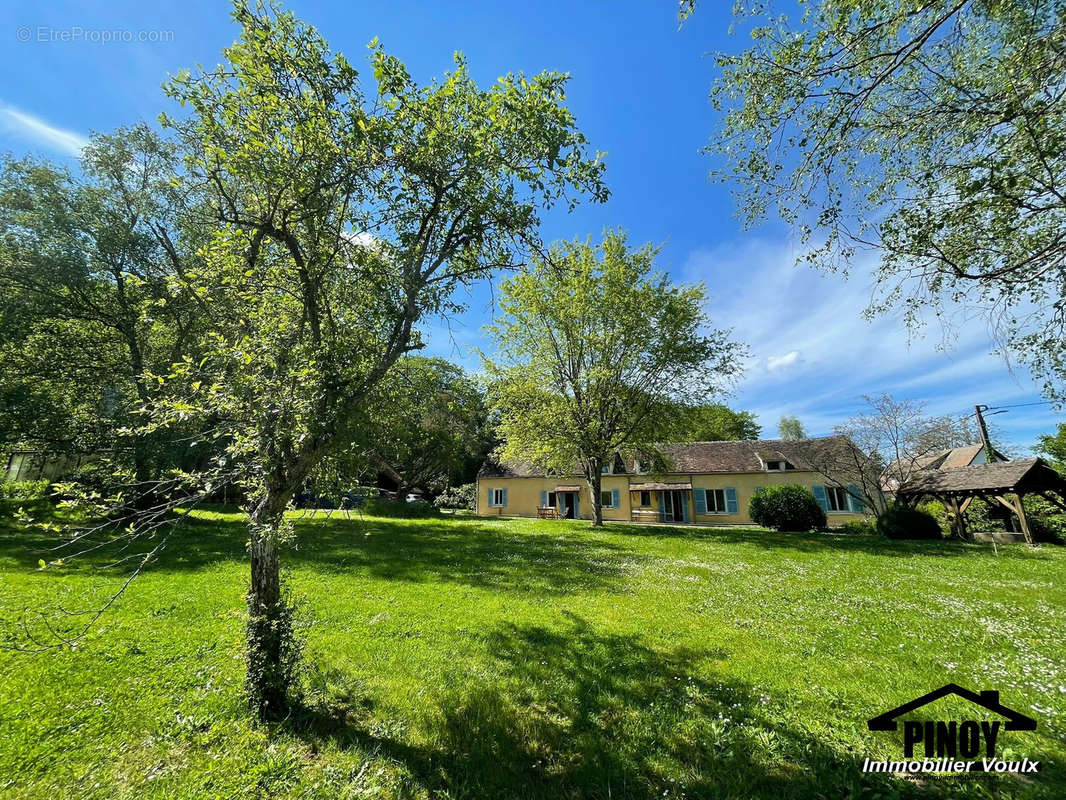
<box><xmin>1</xmin><ymin>504</ymin><xmax>1064</xmax><ymax>799</ymax></box>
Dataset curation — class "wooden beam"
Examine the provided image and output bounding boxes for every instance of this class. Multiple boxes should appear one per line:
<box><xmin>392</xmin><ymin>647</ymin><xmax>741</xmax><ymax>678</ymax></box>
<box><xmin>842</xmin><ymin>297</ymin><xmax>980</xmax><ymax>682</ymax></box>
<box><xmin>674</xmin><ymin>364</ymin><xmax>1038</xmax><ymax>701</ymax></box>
<box><xmin>992</xmin><ymin>493</ymin><xmax>1035</xmax><ymax>546</ymax></box>
<box><xmin>992</xmin><ymin>494</ymin><xmax>1017</xmax><ymax>516</ymax></box>
<box><xmin>1039</xmin><ymin>491</ymin><xmax>1066</xmax><ymax>514</ymax></box>
<box><xmin>1015</xmin><ymin>492</ymin><xmax>1034</xmax><ymax>546</ymax></box>
<box><xmin>957</xmin><ymin>495</ymin><xmax>973</xmax><ymax>540</ymax></box>
<box><xmin>947</xmin><ymin>497</ymin><xmax>966</xmax><ymax>540</ymax></box>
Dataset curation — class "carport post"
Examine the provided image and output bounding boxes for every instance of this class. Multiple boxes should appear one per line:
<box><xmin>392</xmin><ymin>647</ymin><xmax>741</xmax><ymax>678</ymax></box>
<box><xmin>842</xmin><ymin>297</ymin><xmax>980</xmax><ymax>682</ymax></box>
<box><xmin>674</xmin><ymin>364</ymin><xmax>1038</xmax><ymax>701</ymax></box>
<box><xmin>1014</xmin><ymin>493</ymin><xmax>1033</xmax><ymax>546</ymax></box>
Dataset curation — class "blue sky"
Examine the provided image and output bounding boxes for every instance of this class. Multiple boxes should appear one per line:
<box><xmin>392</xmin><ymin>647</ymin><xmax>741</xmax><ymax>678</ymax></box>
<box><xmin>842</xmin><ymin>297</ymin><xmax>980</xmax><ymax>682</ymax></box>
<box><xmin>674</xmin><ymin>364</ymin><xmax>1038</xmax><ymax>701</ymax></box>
<box><xmin>1</xmin><ymin>0</ymin><xmax>1060</xmax><ymax>449</ymax></box>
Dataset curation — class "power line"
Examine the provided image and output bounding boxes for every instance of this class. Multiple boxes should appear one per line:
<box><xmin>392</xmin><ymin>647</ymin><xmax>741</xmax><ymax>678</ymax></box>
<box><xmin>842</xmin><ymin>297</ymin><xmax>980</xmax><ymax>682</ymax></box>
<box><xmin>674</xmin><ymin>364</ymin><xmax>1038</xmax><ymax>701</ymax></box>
<box><xmin>986</xmin><ymin>401</ymin><xmax>1057</xmax><ymax>411</ymax></box>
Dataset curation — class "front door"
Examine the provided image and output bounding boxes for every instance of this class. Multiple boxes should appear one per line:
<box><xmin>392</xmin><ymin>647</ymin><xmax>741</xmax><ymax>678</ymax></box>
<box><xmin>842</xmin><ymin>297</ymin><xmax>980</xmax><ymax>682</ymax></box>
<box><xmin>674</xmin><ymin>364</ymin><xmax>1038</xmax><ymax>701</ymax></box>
<box><xmin>670</xmin><ymin>491</ymin><xmax>685</xmax><ymax>522</ymax></box>
<box><xmin>561</xmin><ymin>492</ymin><xmax>577</xmax><ymax>519</ymax></box>
<box><xmin>659</xmin><ymin>490</ymin><xmax>689</xmax><ymax>523</ymax></box>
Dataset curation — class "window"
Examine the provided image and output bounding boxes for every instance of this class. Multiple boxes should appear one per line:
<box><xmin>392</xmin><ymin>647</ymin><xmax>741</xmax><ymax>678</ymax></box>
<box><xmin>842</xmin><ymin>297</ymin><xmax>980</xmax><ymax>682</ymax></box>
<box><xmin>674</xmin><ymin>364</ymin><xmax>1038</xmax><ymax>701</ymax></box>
<box><xmin>547</xmin><ymin>491</ymin><xmax>557</xmax><ymax>507</ymax></box>
<box><xmin>601</xmin><ymin>462</ymin><xmax>612</xmax><ymax>474</ymax></box>
<box><xmin>640</xmin><ymin>490</ymin><xmax>651</xmax><ymax>507</ymax></box>
<box><xmin>489</xmin><ymin>488</ymin><xmax>506</xmax><ymax>507</ymax></box>
<box><xmin>826</xmin><ymin>486</ymin><xmax>849</xmax><ymax>512</ymax></box>
<box><xmin>766</xmin><ymin>460</ymin><xmax>793</xmax><ymax>471</ymax></box>
<box><xmin>636</xmin><ymin>458</ymin><xmax>650</xmax><ymax>473</ymax></box>
<box><xmin>707</xmin><ymin>488</ymin><xmax>727</xmax><ymax>513</ymax></box>
<box><xmin>600</xmin><ymin>490</ymin><xmax>613</xmax><ymax>507</ymax></box>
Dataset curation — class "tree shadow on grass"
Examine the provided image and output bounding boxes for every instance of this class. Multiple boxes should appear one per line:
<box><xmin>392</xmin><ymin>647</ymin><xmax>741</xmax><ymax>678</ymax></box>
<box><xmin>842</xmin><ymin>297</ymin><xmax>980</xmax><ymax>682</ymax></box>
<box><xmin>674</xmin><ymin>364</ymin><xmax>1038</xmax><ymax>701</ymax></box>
<box><xmin>0</xmin><ymin>501</ymin><xmax>249</xmax><ymax>572</ymax></box>
<box><xmin>283</xmin><ymin>515</ymin><xmax>641</xmax><ymax>595</ymax></box>
<box><xmin>287</xmin><ymin>614</ymin><xmax>974</xmax><ymax>799</ymax></box>
<box><xmin>0</xmin><ymin>506</ymin><xmax>641</xmax><ymax>597</ymax></box>
<box><xmin>606</xmin><ymin>521</ymin><xmax>1056</xmax><ymax>561</ymax></box>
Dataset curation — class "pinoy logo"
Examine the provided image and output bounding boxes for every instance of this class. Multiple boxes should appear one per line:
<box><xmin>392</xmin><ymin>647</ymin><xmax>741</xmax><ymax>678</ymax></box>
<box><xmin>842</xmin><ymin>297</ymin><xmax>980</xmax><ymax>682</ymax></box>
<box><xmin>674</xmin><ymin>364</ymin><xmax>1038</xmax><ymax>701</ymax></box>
<box><xmin>864</xmin><ymin>683</ymin><xmax>1040</xmax><ymax>775</ymax></box>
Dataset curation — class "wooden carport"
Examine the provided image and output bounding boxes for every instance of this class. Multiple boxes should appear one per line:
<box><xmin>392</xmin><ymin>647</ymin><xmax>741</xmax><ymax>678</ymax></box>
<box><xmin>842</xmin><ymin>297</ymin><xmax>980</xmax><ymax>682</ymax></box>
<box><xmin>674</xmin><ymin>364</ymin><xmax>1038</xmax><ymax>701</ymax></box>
<box><xmin>896</xmin><ymin>458</ymin><xmax>1066</xmax><ymax>545</ymax></box>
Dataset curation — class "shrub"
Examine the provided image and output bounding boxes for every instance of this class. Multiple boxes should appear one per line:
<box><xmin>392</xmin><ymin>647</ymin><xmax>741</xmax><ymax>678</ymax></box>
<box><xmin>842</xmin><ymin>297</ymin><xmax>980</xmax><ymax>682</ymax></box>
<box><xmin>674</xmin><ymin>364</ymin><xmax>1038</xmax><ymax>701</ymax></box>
<box><xmin>748</xmin><ymin>485</ymin><xmax>827</xmax><ymax>532</ymax></box>
<box><xmin>920</xmin><ymin>500</ymin><xmax>951</xmax><ymax>536</ymax></box>
<box><xmin>65</xmin><ymin>462</ymin><xmax>135</xmax><ymax>499</ymax></box>
<box><xmin>876</xmin><ymin>504</ymin><xmax>943</xmax><ymax>540</ymax></box>
<box><xmin>0</xmin><ymin>480</ymin><xmax>51</xmax><ymax>500</ymax></box>
<box><xmin>434</xmin><ymin>483</ymin><xmax>476</xmax><ymax>511</ymax></box>
<box><xmin>836</xmin><ymin>519</ymin><xmax>875</xmax><ymax>536</ymax></box>
<box><xmin>363</xmin><ymin>498</ymin><xmax>438</xmax><ymax>518</ymax></box>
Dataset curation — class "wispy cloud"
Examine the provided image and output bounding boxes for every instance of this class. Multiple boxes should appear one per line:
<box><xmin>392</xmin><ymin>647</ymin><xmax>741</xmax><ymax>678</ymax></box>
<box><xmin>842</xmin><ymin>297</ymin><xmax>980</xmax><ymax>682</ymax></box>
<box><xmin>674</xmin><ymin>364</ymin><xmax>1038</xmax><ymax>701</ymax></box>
<box><xmin>766</xmin><ymin>350</ymin><xmax>800</xmax><ymax>371</ymax></box>
<box><xmin>0</xmin><ymin>102</ymin><xmax>87</xmax><ymax>157</ymax></box>
<box><xmin>683</xmin><ymin>238</ymin><xmax>1060</xmax><ymax>447</ymax></box>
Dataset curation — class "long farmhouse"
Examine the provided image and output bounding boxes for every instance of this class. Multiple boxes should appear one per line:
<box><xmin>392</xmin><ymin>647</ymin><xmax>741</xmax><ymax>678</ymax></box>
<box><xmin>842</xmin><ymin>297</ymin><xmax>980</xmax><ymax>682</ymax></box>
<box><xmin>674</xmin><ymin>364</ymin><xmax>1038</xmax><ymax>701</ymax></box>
<box><xmin>477</xmin><ymin>436</ymin><xmax>874</xmax><ymax>526</ymax></box>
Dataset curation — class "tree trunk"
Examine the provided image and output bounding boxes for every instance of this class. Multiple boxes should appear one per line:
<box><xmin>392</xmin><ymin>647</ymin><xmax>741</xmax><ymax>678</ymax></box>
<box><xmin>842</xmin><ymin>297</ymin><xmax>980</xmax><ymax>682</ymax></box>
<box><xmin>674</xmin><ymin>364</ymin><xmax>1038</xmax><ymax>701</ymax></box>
<box><xmin>588</xmin><ymin>458</ymin><xmax>603</xmax><ymax>526</ymax></box>
<box><xmin>246</xmin><ymin>494</ymin><xmax>292</xmax><ymax>721</ymax></box>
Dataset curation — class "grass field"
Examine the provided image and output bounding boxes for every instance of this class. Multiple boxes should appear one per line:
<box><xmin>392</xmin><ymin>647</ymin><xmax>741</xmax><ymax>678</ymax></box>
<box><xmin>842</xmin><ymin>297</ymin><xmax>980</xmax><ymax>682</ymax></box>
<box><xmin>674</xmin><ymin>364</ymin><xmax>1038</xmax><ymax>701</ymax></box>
<box><xmin>1</xmin><ymin>504</ymin><xmax>1064</xmax><ymax>799</ymax></box>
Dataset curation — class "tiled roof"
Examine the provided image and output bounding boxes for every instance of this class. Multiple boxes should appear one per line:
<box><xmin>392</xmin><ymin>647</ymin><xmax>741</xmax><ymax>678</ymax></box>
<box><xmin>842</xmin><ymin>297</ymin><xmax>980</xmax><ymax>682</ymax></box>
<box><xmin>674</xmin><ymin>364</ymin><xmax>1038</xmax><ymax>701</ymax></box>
<box><xmin>884</xmin><ymin>443</ymin><xmax>1004</xmax><ymax>490</ymax></box>
<box><xmin>897</xmin><ymin>458</ymin><xmax>1062</xmax><ymax>495</ymax></box>
<box><xmin>479</xmin><ymin>435</ymin><xmax>861</xmax><ymax>478</ymax></box>
<box><xmin>939</xmin><ymin>444</ymin><xmax>987</xmax><ymax>469</ymax></box>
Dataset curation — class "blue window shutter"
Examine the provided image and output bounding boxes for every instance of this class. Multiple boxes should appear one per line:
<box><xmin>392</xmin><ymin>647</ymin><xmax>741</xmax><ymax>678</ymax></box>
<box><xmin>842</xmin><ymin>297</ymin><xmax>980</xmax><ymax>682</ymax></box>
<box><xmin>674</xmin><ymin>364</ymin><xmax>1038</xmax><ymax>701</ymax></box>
<box><xmin>575</xmin><ymin>496</ymin><xmax>580</xmax><ymax>518</ymax></box>
<box><xmin>611</xmin><ymin>488</ymin><xmax>620</xmax><ymax>508</ymax></box>
<box><xmin>812</xmin><ymin>485</ymin><xmax>828</xmax><ymax>512</ymax></box>
<box><xmin>847</xmin><ymin>485</ymin><xmax>865</xmax><ymax>513</ymax></box>
<box><xmin>501</xmin><ymin>488</ymin><xmax>508</xmax><ymax>507</ymax></box>
<box><xmin>489</xmin><ymin>487</ymin><xmax>496</xmax><ymax>506</ymax></box>
<box><xmin>541</xmin><ymin>490</ymin><xmax>547</xmax><ymax>507</ymax></box>
<box><xmin>725</xmin><ymin>487</ymin><xmax>739</xmax><ymax>514</ymax></box>
<box><xmin>694</xmin><ymin>488</ymin><xmax>707</xmax><ymax>514</ymax></box>
<box><xmin>682</xmin><ymin>495</ymin><xmax>690</xmax><ymax>522</ymax></box>
<box><xmin>658</xmin><ymin>492</ymin><xmax>666</xmax><ymax>522</ymax></box>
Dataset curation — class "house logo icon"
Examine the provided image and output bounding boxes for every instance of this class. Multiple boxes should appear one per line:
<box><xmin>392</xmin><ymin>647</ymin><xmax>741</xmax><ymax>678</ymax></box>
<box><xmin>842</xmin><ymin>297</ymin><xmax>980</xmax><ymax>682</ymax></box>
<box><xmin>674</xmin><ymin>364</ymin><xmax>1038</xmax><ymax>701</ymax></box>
<box><xmin>863</xmin><ymin>683</ymin><xmax>1040</xmax><ymax>775</ymax></box>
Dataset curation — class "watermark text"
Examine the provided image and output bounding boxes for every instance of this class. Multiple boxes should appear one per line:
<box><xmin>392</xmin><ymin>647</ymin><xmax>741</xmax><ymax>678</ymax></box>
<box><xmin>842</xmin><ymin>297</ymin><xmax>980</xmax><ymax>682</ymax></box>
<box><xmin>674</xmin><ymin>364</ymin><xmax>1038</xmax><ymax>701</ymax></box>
<box><xmin>16</xmin><ymin>26</ymin><xmax>175</xmax><ymax>44</ymax></box>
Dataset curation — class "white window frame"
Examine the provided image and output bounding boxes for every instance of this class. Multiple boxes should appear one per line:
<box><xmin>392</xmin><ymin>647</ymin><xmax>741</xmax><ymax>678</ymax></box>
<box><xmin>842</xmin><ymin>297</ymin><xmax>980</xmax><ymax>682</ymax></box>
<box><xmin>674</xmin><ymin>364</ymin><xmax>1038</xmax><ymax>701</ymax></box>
<box><xmin>826</xmin><ymin>485</ymin><xmax>849</xmax><ymax>512</ymax></box>
<box><xmin>489</xmin><ymin>488</ymin><xmax>506</xmax><ymax>507</ymax></box>
<box><xmin>600</xmin><ymin>490</ymin><xmax>615</xmax><ymax>508</ymax></box>
<box><xmin>706</xmin><ymin>488</ymin><xmax>727</xmax><ymax>513</ymax></box>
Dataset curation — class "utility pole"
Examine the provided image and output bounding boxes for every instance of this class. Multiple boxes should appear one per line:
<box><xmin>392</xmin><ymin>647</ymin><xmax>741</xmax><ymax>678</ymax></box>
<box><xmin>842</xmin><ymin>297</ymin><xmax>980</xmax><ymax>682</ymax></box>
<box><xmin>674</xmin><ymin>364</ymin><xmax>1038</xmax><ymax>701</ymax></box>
<box><xmin>974</xmin><ymin>404</ymin><xmax>996</xmax><ymax>463</ymax></box>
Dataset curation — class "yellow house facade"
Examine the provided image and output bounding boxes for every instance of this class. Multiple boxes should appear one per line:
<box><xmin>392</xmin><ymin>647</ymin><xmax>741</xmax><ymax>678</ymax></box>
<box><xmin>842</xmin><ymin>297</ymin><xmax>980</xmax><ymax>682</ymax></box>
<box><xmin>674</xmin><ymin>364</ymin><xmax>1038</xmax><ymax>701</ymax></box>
<box><xmin>477</xmin><ymin>437</ymin><xmax>874</xmax><ymax>526</ymax></box>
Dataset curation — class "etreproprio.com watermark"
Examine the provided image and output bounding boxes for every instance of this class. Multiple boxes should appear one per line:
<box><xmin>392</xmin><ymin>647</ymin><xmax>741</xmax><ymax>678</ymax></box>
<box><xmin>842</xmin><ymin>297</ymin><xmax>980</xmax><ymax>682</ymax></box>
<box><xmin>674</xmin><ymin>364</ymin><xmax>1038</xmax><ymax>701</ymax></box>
<box><xmin>16</xmin><ymin>25</ymin><xmax>174</xmax><ymax>44</ymax></box>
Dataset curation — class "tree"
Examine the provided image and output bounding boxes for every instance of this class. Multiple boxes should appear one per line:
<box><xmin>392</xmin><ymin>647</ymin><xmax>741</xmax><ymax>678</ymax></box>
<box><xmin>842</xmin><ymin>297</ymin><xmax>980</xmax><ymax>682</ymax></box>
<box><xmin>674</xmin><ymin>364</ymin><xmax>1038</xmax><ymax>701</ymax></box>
<box><xmin>823</xmin><ymin>393</ymin><xmax>979</xmax><ymax>513</ymax></box>
<box><xmin>366</xmin><ymin>357</ymin><xmax>492</xmax><ymax>495</ymax></box>
<box><xmin>0</xmin><ymin>126</ymin><xmax>203</xmax><ymax>497</ymax></box>
<box><xmin>778</xmin><ymin>415</ymin><xmax>806</xmax><ymax>440</ymax></box>
<box><xmin>487</xmin><ymin>230</ymin><xmax>744</xmax><ymax>526</ymax></box>
<box><xmin>668</xmin><ymin>402</ymin><xmax>761</xmax><ymax>441</ymax></box>
<box><xmin>151</xmin><ymin>0</ymin><xmax>605</xmax><ymax>718</ymax></box>
<box><xmin>1036</xmin><ymin>424</ymin><xmax>1066</xmax><ymax>474</ymax></box>
<box><xmin>702</xmin><ymin>1</ymin><xmax>1066</xmax><ymax>401</ymax></box>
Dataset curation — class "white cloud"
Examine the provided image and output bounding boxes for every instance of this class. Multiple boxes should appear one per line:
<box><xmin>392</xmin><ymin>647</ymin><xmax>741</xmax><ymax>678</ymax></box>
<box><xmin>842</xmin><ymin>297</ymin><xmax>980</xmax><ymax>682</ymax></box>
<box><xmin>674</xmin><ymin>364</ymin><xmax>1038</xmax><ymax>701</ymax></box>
<box><xmin>766</xmin><ymin>350</ymin><xmax>799</xmax><ymax>371</ymax></box>
<box><xmin>0</xmin><ymin>102</ymin><xmax>87</xmax><ymax>157</ymax></box>
<box><xmin>682</xmin><ymin>237</ymin><xmax>1058</xmax><ymax>446</ymax></box>
<box><xmin>343</xmin><ymin>230</ymin><xmax>378</xmax><ymax>249</ymax></box>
